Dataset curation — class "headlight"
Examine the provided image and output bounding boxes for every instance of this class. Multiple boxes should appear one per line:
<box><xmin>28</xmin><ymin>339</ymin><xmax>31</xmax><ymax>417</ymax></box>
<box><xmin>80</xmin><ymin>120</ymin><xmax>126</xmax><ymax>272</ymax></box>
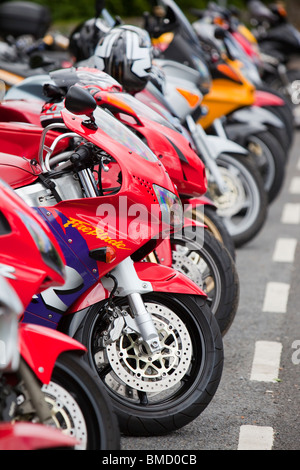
<box><xmin>17</xmin><ymin>211</ymin><xmax>66</xmax><ymax>278</ymax></box>
<box><xmin>153</xmin><ymin>185</ymin><xmax>183</xmax><ymax>230</ymax></box>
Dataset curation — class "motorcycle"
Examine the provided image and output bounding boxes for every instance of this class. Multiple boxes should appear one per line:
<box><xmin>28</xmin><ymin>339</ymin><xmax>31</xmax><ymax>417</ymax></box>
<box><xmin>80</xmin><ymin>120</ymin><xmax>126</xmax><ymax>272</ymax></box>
<box><xmin>0</xmin><ymin>177</ymin><xmax>120</xmax><ymax>450</ymax></box>
<box><xmin>2</xmin><ymin>69</ymin><xmax>236</xmax><ymax>257</ymax></box>
<box><xmin>0</xmin><ymin>273</ymin><xmax>79</xmax><ymax>450</ymax></box>
<box><xmin>140</xmin><ymin>60</ymin><xmax>271</xmax><ymax>242</ymax></box>
<box><xmin>190</xmin><ymin>1</ymin><xmax>295</xmax><ymax>149</ymax></box>
<box><xmin>0</xmin><ymin>65</ymin><xmax>239</xmax><ymax>335</ymax></box>
<box><xmin>143</xmin><ymin>0</ymin><xmax>289</xmax><ymax>198</ymax></box>
<box><xmin>84</xmin><ymin>22</ymin><xmax>268</xmax><ymax>247</ymax></box>
<box><xmin>0</xmin><ymin>68</ymin><xmax>239</xmax><ymax>335</ymax></box>
<box><xmin>189</xmin><ymin>21</ymin><xmax>287</xmax><ymax>202</ymax></box>
<box><xmin>0</xmin><ymin>84</ymin><xmax>224</xmax><ymax>436</ymax></box>
<box><xmin>0</xmin><ymin>0</ymin><xmax>72</xmax><ymax>89</ymax></box>
<box><xmin>247</xmin><ymin>0</ymin><xmax>300</xmax><ymax>126</ymax></box>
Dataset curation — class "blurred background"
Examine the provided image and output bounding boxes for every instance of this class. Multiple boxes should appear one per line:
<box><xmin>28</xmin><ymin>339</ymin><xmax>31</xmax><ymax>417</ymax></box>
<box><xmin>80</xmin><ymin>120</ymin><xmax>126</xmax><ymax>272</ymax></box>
<box><xmin>0</xmin><ymin>1</ymin><xmax>298</xmax><ymax>31</ymax></box>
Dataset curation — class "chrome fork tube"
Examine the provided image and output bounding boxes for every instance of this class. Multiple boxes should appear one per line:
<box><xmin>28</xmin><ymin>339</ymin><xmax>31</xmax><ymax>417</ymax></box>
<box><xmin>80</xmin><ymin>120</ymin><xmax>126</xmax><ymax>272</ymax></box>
<box><xmin>101</xmin><ymin>258</ymin><xmax>160</xmax><ymax>354</ymax></box>
<box><xmin>127</xmin><ymin>292</ymin><xmax>161</xmax><ymax>354</ymax></box>
<box><xmin>186</xmin><ymin>115</ymin><xmax>228</xmax><ymax>193</ymax></box>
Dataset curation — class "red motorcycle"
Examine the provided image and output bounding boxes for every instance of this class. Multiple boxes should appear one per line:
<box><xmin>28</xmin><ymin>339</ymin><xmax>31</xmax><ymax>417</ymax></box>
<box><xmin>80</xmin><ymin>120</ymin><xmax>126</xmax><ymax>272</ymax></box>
<box><xmin>2</xmin><ymin>66</ymin><xmax>236</xmax><ymax>257</ymax></box>
<box><xmin>0</xmin><ymin>67</ymin><xmax>238</xmax><ymax>335</ymax></box>
<box><xmin>0</xmin><ymin>85</ymin><xmax>223</xmax><ymax>436</ymax></box>
<box><xmin>0</xmin><ymin>178</ymin><xmax>120</xmax><ymax>450</ymax></box>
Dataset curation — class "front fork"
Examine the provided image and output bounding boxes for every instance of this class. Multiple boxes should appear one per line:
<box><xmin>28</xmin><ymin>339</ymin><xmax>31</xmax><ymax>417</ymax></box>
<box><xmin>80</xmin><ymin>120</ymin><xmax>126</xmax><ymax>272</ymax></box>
<box><xmin>101</xmin><ymin>257</ymin><xmax>161</xmax><ymax>354</ymax></box>
<box><xmin>185</xmin><ymin>115</ymin><xmax>228</xmax><ymax>194</ymax></box>
<box><xmin>0</xmin><ymin>359</ymin><xmax>54</xmax><ymax>425</ymax></box>
<box><xmin>17</xmin><ymin>358</ymin><xmax>54</xmax><ymax>425</ymax></box>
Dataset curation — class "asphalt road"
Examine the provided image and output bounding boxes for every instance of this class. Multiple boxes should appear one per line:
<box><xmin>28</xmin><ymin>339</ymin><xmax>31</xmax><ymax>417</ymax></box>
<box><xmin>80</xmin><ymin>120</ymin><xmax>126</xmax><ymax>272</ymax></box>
<box><xmin>121</xmin><ymin>130</ymin><xmax>300</xmax><ymax>452</ymax></box>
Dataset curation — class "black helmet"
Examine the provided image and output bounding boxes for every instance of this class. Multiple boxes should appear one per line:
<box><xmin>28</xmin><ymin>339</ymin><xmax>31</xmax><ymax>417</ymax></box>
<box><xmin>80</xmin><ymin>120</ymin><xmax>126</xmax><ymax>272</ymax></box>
<box><xmin>69</xmin><ymin>17</ymin><xmax>111</xmax><ymax>62</ymax></box>
<box><xmin>93</xmin><ymin>25</ymin><xmax>153</xmax><ymax>93</ymax></box>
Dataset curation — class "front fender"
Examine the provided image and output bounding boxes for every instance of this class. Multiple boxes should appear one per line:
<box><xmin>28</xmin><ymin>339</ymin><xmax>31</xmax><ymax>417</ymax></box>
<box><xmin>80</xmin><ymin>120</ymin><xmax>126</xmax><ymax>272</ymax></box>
<box><xmin>224</xmin><ymin>122</ymin><xmax>267</xmax><ymax>146</ymax></box>
<box><xmin>0</xmin><ymin>422</ymin><xmax>78</xmax><ymax>450</ymax></box>
<box><xmin>254</xmin><ymin>90</ymin><xmax>285</xmax><ymax>108</ymax></box>
<box><xmin>19</xmin><ymin>323</ymin><xmax>86</xmax><ymax>384</ymax></box>
<box><xmin>60</xmin><ymin>262</ymin><xmax>207</xmax><ymax>338</ymax></box>
<box><xmin>205</xmin><ymin>135</ymin><xmax>248</xmax><ymax>160</ymax></box>
<box><xmin>182</xmin><ymin>195</ymin><xmax>216</xmax><ymax>211</ymax></box>
<box><xmin>134</xmin><ymin>262</ymin><xmax>207</xmax><ymax>297</ymax></box>
<box><xmin>230</xmin><ymin>106</ymin><xmax>284</xmax><ymax>128</ymax></box>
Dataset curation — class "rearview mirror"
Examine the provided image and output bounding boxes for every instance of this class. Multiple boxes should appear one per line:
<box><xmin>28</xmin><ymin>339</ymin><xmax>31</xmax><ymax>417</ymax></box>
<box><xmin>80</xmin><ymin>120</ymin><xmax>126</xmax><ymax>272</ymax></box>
<box><xmin>65</xmin><ymin>85</ymin><xmax>97</xmax><ymax>116</ymax></box>
<box><xmin>65</xmin><ymin>86</ymin><xmax>98</xmax><ymax>129</ymax></box>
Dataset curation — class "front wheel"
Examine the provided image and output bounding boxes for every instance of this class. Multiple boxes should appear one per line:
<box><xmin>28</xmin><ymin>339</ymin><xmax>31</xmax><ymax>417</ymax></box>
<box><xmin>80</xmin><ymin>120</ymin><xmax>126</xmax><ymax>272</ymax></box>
<box><xmin>265</xmin><ymin>69</ymin><xmax>300</xmax><ymax>127</ymax></box>
<box><xmin>42</xmin><ymin>352</ymin><xmax>120</xmax><ymax>450</ymax></box>
<box><xmin>245</xmin><ymin>131</ymin><xmax>286</xmax><ymax>203</ymax></box>
<box><xmin>185</xmin><ymin>204</ymin><xmax>236</xmax><ymax>260</ymax></box>
<box><xmin>73</xmin><ymin>293</ymin><xmax>224</xmax><ymax>436</ymax></box>
<box><xmin>170</xmin><ymin>228</ymin><xmax>239</xmax><ymax>336</ymax></box>
<box><xmin>209</xmin><ymin>153</ymin><xmax>268</xmax><ymax>247</ymax></box>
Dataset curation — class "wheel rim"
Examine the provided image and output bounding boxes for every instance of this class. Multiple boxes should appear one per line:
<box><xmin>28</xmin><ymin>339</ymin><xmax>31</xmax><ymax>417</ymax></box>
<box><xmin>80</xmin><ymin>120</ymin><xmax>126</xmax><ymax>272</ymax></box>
<box><xmin>247</xmin><ymin>136</ymin><xmax>276</xmax><ymax>192</ymax></box>
<box><xmin>170</xmin><ymin>241</ymin><xmax>221</xmax><ymax>315</ymax></box>
<box><xmin>210</xmin><ymin>155</ymin><xmax>262</xmax><ymax>237</ymax></box>
<box><xmin>42</xmin><ymin>382</ymin><xmax>88</xmax><ymax>450</ymax></box>
<box><xmin>105</xmin><ymin>304</ymin><xmax>192</xmax><ymax>393</ymax></box>
<box><xmin>93</xmin><ymin>298</ymin><xmax>205</xmax><ymax>407</ymax></box>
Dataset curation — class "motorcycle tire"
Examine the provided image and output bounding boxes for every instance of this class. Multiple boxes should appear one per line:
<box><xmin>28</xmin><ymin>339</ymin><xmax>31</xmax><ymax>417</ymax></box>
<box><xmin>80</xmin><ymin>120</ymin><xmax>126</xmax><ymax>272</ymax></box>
<box><xmin>261</xmin><ymin>104</ymin><xmax>294</xmax><ymax>152</ymax></box>
<box><xmin>256</xmin><ymin>83</ymin><xmax>295</xmax><ymax>150</ymax></box>
<box><xmin>186</xmin><ymin>204</ymin><xmax>236</xmax><ymax>260</ymax></box>
<box><xmin>245</xmin><ymin>130</ymin><xmax>286</xmax><ymax>203</ymax></box>
<box><xmin>42</xmin><ymin>352</ymin><xmax>120</xmax><ymax>450</ymax></box>
<box><xmin>169</xmin><ymin>227</ymin><xmax>239</xmax><ymax>335</ymax></box>
<box><xmin>264</xmin><ymin>69</ymin><xmax>300</xmax><ymax>128</ymax></box>
<box><xmin>73</xmin><ymin>293</ymin><xmax>224</xmax><ymax>436</ymax></box>
<box><xmin>209</xmin><ymin>153</ymin><xmax>268</xmax><ymax>248</ymax></box>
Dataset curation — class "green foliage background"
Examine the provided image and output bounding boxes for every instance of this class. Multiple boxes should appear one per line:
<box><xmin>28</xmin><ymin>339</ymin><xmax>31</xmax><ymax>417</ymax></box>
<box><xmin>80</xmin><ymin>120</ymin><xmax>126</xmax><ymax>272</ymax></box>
<box><xmin>5</xmin><ymin>0</ymin><xmax>252</xmax><ymax>23</ymax></box>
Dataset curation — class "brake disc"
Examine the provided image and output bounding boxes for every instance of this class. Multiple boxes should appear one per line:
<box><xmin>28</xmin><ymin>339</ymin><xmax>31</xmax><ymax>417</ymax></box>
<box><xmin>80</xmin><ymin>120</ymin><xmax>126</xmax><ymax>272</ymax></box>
<box><xmin>42</xmin><ymin>382</ymin><xmax>87</xmax><ymax>450</ymax></box>
<box><xmin>209</xmin><ymin>167</ymin><xmax>246</xmax><ymax>217</ymax></box>
<box><xmin>171</xmin><ymin>250</ymin><xmax>204</xmax><ymax>287</ymax></box>
<box><xmin>104</xmin><ymin>303</ymin><xmax>192</xmax><ymax>393</ymax></box>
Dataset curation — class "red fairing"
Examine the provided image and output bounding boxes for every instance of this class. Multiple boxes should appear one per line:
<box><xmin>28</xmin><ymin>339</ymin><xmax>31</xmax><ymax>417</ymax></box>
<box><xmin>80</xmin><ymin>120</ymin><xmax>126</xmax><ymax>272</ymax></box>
<box><xmin>0</xmin><ymin>152</ymin><xmax>40</xmax><ymax>188</ymax></box>
<box><xmin>0</xmin><ymin>179</ymin><xmax>66</xmax><ymax>307</ymax></box>
<box><xmin>0</xmin><ymin>99</ymin><xmax>43</xmax><ymax>126</ymax></box>
<box><xmin>0</xmin><ymin>121</ymin><xmax>70</xmax><ymax>165</ymax></box>
<box><xmin>90</xmin><ymin>89</ymin><xmax>207</xmax><ymax>197</ymax></box>
<box><xmin>124</xmin><ymin>114</ymin><xmax>207</xmax><ymax>197</ymax></box>
<box><xmin>0</xmin><ymin>423</ymin><xmax>78</xmax><ymax>450</ymax></box>
<box><xmin>19</xmin><ymin>323</ymin><xmax>86</xmax><ymax>383</ymax></box>
<box><xmin>231</xmin><ymin>30</ymin><xmax>261</xmax><ymax>64</ymax></box>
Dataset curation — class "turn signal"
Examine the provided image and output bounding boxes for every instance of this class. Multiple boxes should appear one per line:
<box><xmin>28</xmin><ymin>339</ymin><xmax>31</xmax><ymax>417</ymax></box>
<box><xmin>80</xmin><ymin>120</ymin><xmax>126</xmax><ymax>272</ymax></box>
<box><xmin>89</xmin><ymin>246</ymin><xmax>116</xmax><ymax>263</ymax></box>
<box><xmin>176</xmin><ymin>88</ymin><xmax>201</xmax><ymax>108</ymax></box>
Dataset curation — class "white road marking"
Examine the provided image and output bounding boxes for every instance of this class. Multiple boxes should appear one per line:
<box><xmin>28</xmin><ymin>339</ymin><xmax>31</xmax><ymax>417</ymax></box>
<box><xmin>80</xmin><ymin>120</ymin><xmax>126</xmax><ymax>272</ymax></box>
<box><xmin>272</xmin><ymin>238</ymin><xmax>297</xmax><ymax>263</ymax></box>
<box><xmin>262</xmin><ymin>282</ymin><xmax>290</xmax><ymax>313</ymax></box>
<box><xmin>289</xmin><ymin>177</ymin><xmax>300</xmax><ymax>194</ymax></box>
<box><xmin>281</xmin><ymin>203</ymin><xmax>300</xmax><ymax>224</ymax></box>
<box><xmin>238</xmin><ymin>425</ymin><xmax>274</xmax><ymax>450</ymax></box>
<box><xmin>250</xmin><ymin>341</ymin><xmax>282</xmax><ymax>382</ymax></box>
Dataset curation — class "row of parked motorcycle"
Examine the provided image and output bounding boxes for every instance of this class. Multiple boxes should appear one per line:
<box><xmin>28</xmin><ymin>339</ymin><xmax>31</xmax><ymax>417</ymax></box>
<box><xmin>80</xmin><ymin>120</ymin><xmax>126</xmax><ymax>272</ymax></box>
<box><xmin>0</xmin><ymin>0</ymin><xmax>297</xmax><ymax>450</ymax></box>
